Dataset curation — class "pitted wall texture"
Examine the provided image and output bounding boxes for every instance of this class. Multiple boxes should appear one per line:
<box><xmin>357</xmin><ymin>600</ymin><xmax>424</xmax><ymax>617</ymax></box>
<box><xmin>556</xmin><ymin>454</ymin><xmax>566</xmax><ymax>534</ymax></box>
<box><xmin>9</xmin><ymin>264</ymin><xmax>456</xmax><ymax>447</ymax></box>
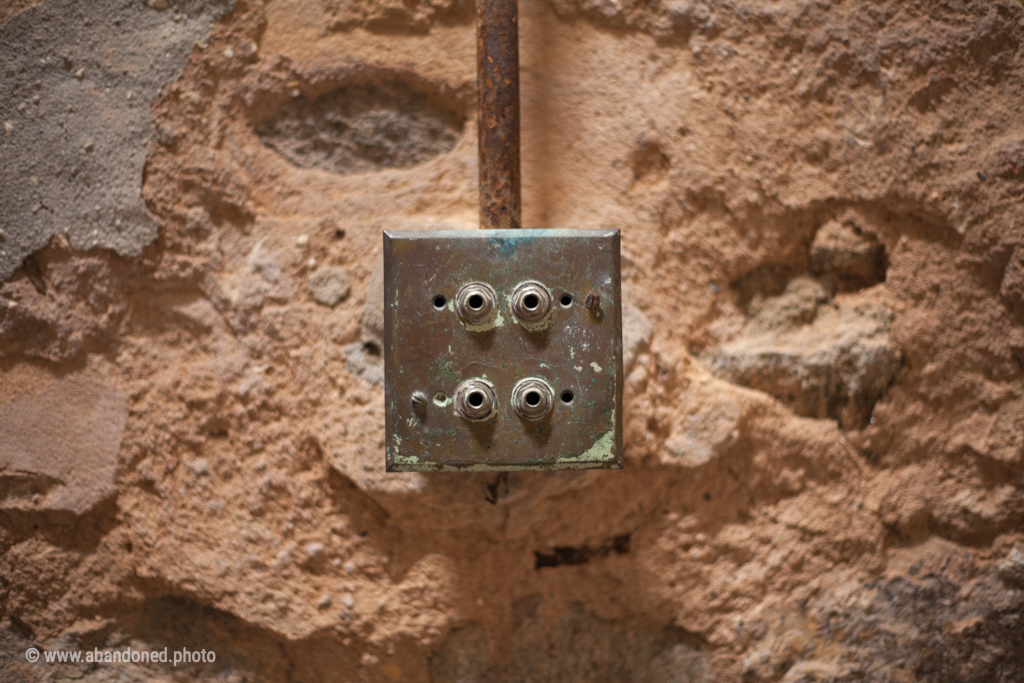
<box><xmin>1</xmin><ymin>0</ymin><xmax>1023</xmax><ymax>681</ymax></box>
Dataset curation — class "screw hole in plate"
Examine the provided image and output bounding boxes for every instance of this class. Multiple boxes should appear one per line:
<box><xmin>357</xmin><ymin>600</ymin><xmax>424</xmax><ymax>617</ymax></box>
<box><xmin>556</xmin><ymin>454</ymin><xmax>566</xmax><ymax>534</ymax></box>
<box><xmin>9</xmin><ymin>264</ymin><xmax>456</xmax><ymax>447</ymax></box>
<box><xmin>560</xmin><ymin>390</ymin><xmax>575</xmax><ymax>404</ymax></box>
<box><xmin>432</xmin><ymin>294</ymin><xmax>447</xmax><ymax>310</ymax></box>
<box><xmin>560</xmin><ymin>293</ymin><xmax>573</xmax><ymax>307</ymax></box>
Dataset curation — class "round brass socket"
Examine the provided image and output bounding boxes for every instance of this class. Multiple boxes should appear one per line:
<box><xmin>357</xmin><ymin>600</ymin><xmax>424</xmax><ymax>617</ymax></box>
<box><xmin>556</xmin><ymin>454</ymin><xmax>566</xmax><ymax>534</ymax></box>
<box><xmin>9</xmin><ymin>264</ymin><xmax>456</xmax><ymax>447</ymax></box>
<box><xmin>453</xmin><ymin>379</ymin><xmax>498</xmax><ymax>422</ymax></box>
<box><xmin>510</xmin><ymin>281</ymin><xmax>553</xmax><ymax>326</ymax></box>
<box><xmin>455</xmin><ymin>282</ymin><xmax>498</xmax><ymax>327</ymax></box>
<box><xmin>511</xmin><ymin>377</ymin><xmax>554</xmax><ymax>421</ymax></box>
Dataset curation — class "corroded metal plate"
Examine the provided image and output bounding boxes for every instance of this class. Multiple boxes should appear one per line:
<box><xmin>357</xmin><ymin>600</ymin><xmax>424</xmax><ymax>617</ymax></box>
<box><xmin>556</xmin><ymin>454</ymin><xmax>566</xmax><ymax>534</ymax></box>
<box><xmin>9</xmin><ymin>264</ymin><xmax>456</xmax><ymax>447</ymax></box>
<box><xmin>384</xmin><ymin>229</ymin><xmax>622</xmax><ymax>472</ymax></box>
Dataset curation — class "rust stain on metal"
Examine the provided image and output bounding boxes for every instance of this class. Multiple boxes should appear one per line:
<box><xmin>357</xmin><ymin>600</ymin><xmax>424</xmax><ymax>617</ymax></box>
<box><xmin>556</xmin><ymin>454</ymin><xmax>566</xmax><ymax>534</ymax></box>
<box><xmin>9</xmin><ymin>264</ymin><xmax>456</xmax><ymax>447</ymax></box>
<box><xmin>384</xmin><ymin>229</ymin><xmax>623</xmax><ymax>471</ymax></box>
<box><xmin>585</xmin><ymin>293</ymin><xmax>602</xmax><ymax>311</ymax></box>
<box><xmin>477</xmin><ymin>0</ymin><xmax>521</xmax><ymax>230</ymax></box>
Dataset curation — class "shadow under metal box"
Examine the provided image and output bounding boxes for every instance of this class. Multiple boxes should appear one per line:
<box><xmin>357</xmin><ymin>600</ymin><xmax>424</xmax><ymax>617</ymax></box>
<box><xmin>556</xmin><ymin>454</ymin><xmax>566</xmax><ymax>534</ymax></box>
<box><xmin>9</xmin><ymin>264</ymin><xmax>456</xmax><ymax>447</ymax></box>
<box><xmin>383</xmin><ymin>229</ymin><xmax>623</xmax><ymax>471</ymax></box>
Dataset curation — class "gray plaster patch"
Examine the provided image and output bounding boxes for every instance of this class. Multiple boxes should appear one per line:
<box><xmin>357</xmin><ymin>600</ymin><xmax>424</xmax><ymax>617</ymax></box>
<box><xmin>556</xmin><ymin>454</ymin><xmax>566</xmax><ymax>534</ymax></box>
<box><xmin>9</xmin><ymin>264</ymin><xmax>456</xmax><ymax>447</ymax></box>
<box><xmin>622</xmin><ymin>297</ymin><xmax>652</xmax><ymax>373</ymax></box>
<box><xmin>361</xmin><ymin>255</ymin><xmax>385</xmax><ymax>346</ymax></box>
<box><xmin>256</xmin><ymin>80</ymin><xmax>466</xmax><ymax>175</ymax></box>
<box><xmin>343</xmin><ymin>341</ymin><xmax>384</xmax><ymax>386</ymax></box>
<box><xmin>0</xmin><ymin>372</ymin><xmax>127</xmax><ymax>514</ymax></box>
<box><xmin>308</xmin><ymin>266</ymin><xmax>351</xmax><ymax>307</ymax></box>
<box><xmin>0</xmin><ymin>0</ymin><xmax>234</xmax><ymax>282</ymax></box>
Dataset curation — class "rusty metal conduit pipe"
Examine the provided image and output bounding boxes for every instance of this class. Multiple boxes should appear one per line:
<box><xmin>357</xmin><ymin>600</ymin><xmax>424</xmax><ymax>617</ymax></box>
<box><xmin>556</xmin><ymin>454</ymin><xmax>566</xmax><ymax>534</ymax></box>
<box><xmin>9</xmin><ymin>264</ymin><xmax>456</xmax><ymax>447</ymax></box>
<box><xmin>477</xmin><ymin>0</ymin><xmax>521</xmax><ymax>230</ymax></box>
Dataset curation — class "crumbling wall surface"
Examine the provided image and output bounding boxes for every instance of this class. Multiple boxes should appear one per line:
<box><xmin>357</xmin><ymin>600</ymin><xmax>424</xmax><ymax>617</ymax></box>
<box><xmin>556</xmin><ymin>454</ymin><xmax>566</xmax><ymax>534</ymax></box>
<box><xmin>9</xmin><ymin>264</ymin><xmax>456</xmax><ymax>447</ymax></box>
<box><xmin>1</xmin><ymin>0</ymin><xmax>1023</xmax><ymax>681</ymax></box>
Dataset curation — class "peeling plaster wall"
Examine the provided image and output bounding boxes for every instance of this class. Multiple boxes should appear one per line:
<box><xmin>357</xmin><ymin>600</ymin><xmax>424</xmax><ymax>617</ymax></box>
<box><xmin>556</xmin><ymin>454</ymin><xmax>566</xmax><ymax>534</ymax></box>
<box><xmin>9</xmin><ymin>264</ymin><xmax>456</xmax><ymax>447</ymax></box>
<box><xmin>0</xmin><ymin>0</ymin><xmax>234</xmax><ymax>281</ymax></box>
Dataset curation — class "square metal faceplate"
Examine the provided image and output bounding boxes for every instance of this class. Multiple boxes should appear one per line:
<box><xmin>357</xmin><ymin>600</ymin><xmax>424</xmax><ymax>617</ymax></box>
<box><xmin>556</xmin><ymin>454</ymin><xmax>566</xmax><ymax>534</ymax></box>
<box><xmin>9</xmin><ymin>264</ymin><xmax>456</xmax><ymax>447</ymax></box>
<box><xmin>383</xmin><ymin>229</ymin><xmax>623</xmax><ymax>472</ymax></box>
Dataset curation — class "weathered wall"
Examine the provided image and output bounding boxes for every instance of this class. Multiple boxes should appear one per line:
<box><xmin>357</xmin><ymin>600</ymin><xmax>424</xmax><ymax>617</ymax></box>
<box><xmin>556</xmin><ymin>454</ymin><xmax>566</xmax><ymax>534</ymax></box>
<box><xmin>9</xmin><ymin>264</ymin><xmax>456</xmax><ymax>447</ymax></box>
<box><xmin>1</xmin><ymin>0</ymin><xmax>1023</xmax><ymax>681</ymax></box>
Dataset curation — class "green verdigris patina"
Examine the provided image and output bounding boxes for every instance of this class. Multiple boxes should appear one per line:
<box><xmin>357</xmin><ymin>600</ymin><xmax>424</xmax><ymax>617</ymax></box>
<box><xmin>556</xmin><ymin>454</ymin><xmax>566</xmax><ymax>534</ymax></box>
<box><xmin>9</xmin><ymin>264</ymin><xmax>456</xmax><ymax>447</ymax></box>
<box><xmin>383</xmin><ymin>229</ymin><xmax>623</xmax><ymax>471</ymax></box>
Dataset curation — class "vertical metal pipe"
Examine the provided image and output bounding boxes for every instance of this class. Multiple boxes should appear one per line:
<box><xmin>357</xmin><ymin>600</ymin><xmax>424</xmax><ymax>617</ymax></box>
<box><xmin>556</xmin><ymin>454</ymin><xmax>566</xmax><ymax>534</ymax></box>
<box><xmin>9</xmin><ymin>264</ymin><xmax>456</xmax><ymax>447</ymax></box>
<box><xmin>477</xmin><ymin>0</ymin><xmax>521</xmax><ymax>230</ymax></box>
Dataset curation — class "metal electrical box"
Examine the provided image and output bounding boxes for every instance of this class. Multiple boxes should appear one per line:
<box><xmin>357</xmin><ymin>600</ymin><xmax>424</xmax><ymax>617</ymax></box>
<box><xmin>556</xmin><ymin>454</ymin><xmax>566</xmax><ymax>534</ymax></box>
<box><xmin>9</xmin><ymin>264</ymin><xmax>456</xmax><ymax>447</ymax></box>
<box><xmin>383</xmin><ymin>229</ymin><xmax>623</xmax><ymax>471</ymax></box>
